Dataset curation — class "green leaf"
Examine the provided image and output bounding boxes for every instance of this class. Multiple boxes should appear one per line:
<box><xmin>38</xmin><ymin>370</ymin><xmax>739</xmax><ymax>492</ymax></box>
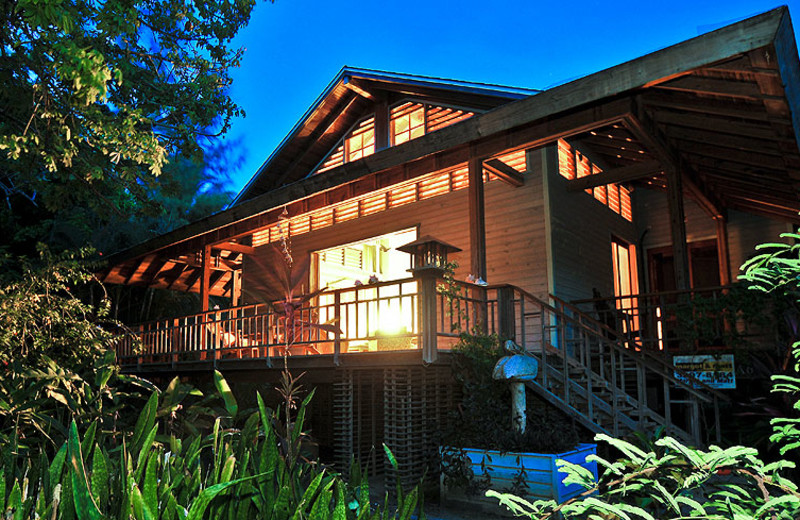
<box><xmin>213</xmin><ymin>370</ymin><xmax>238</xmax><ymax>418</ymax></box>
<box><xmin>67</xmin><ymin>421</ymin><xmax>103</xmax><ymax>520</ymax></box>
<box><xmin>132</xmin><ymin>393</ymin><xmax>159</xmax><ymax>455</ymax></box>
<box><xmin>382</xmin><ymin>444</ymin><xmax>398</xmax><ymax>471</ymax></box>
<box><xmin>143</xmin><ymin>452</ymin><xmax>158</xmax><ymax>516</ymax></box>
<box><xmin>90</xmin><ymin>448</ymin><xmax>109</xmax><ymax>507</ymax></box>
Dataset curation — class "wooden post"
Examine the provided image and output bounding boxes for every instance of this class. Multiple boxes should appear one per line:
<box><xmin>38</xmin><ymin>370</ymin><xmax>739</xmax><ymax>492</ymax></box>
<box><xmin>333</xmin><ymin>291</ymin><xmax>342</xmax><ymax>366</ymax></box>
<box><xmin>468</xmin><ymin>155</ymin><xmax>487</xmax><ymax>281</ymax></box>
<box><xmin>497</xmin><ymin>286</ymin><xmax>515</xmax><ymax>341</ymax></box>
<box><xmin>419</xmin><ymin>274</ymin><xmax>438</xmax><ymax>364</ymax></box>
<box><xmin>200</xmin><ymin>245</ymin><xmax>212</xmax><ymax>312</ymax></box>
<box><xmin>666</xmin><ymin>168</ymin><xmax>690</xmax><ymax>291</ymax></box>
<box><xmin>231</xmin><ymin>268</ymin><xmax>242</xmax><ymax>307</ymax></box>
<box><xmin>374</xmin><ymin>98</ymin><xmax>389</xmax><ymax>151</ymax></box>
<box><xmin>715</xmin><ymin>216</ymin><xmax>731</xmax><ymax>286</ymax></box>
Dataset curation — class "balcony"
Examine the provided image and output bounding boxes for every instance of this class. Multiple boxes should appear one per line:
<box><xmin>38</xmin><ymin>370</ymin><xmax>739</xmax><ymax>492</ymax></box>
<box><xmin>114</xmin><ymin>278</ymin><xmax>490</xmax><ymax>369</ymax></box>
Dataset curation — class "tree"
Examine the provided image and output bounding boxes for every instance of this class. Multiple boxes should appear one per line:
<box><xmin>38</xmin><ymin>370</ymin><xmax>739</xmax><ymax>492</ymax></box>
<box><xmin>0</xmin><ymin>0</ymin><xmax>261</xmax><ymax>248</ymax></box>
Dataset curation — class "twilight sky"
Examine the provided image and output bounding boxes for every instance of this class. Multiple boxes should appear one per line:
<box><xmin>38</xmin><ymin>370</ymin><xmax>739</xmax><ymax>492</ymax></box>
<box><xmin>221</xmin><ymin>1</ymin><xmax>800</xmax><ymax>193</ymax></box>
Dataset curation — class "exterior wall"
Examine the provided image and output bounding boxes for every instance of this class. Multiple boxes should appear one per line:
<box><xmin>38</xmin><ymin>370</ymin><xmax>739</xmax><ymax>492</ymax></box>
<box><xmin>635</xmin><ymin>189</ymin><xmax>790</xmax><ymax>288</ymax></box>
<box><xmin>242</xmin><ymin>167</ymin><xmax>548</xmax><ymax>300</ymax></box>
<box><xmin>541</xmin><ymin>144</ymin><xmax>639</xmax><ymax>303</ymax></box>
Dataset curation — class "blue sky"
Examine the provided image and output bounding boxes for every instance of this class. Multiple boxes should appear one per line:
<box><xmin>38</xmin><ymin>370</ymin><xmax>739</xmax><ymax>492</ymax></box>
<box><xmin>222</xmin><ymin>1</ymin><xmax>800</xmax><ymax>193</ymax></box>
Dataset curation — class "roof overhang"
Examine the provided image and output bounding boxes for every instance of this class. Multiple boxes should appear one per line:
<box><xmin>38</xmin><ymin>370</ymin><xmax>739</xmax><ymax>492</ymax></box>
<box><xmin>100</xmin><ymin>7</ymin><xmax>800</xmax><ymax>293</ymax></box>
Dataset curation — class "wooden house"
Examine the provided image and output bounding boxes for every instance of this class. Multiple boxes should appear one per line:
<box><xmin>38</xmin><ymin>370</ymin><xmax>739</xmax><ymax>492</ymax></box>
<box><xmin>101</xmin><ymin>7</ymin><xmax>800</xmax><ymax>485</ymax></box>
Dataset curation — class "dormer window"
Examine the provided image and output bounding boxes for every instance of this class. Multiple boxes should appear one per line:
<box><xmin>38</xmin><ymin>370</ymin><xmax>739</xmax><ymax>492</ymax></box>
<box><xmin>346</xmin><ymin>117</ymin><xmax>375</xmax><ymax>162</ymax></box>
<box><xmin>314</xmin><ymin>101</ymin><xmax>475</xmax><ymax>175</ymax></box>
<box><xmin>391</xmin><ymin>102</ymin><xmax>425</xmax><ymax>145</ymax></box>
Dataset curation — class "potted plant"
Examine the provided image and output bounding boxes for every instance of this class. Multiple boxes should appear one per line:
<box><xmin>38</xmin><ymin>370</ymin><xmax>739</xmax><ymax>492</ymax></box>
<box><xmin>439</xmin><ymin>333</ymin><xmax>598</xmax><ymax>511</ymax></box>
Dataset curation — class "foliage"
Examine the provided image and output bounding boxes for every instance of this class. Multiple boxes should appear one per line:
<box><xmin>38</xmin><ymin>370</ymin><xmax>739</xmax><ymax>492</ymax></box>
<box><xmin>488</xmin><ymin>434</ymin><xmax>800</xmax><ymax>519</ymax></box>
<box><xmin>0</xmin><ymin>0</ymin><xmax>260</xmax><ymax>220</ymax></box>
<box><xmin>0</xmin><ymin>370</ymin><xmax>423</xmax><ymax>520</ymax></box>
<box><xmin>441</xmin><ymin>333</ymin><xmax>580</xmax><ymax>497</ymax></box>
<box><xmin>0</xmin><ymin>247</ymin><xmax>163</xmax><ymax>456</ymax></box>
<box><xmin>0</xmin><ymin>247</ymin><xmax>110</xmax><ymax>369</ymax></box>
<box><xmin>484</xmin><ymin>231</ymin><xmax>800</xmax><ymax>519</ymax></box>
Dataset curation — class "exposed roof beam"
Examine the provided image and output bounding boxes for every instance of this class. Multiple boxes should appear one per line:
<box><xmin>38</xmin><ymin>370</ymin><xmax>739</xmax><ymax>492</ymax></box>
<box><xmin>343</xmin><ymin>76</ymin><xmax>375</xmax><ymax>100</ymax></box>
<box><xmin>270</xmin><ymin>92</ymin><xmax>362</xmax><ymax>188</ymax></box>
<box><xmin>652</xmin><ymin>110</ymin><xmax>784</xmax><ymax>141</ymax></box>
<box><xmin>640</xmin><ymin>91</ymin><xmax>770</xmax><ymax>121</ymax></box>
<box><xmin>483</xmin><ymin>159</ymin><xmax>524</xmax><ymax>187</ymax></box>
<box><xmin>104</xmin><ymin>98</ymin><xmax>634</xmax><ymax>267</ymax></box>
<box><xmin>626</xmin><ymin>109</ymin><xmax>725</xmax><ymax>219</ymax></box>
<box><xmin>567</xmin><ymin>160</ymin><xmax>663</xmax><ymax>191</ymax></box>
<box><xmin>654</xmin><ymin>75</ymin><xmax>765</xmax><ymax>100</ymax></box>
<box><xmin>212</xmin><ymin>242</ymin><xmax>256</xmax><ymax>255</ymax></box>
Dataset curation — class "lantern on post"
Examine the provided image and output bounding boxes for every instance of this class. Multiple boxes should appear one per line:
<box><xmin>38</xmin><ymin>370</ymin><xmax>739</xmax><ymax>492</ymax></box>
<box><xmin>397</xmin><ymin>236</ymin><xmax>461</xmax><ymax>363</ymax></box>
<box><xmin>397</xmin><ymin>235</ymin><xmax>462</xmax><ymax>278</ymax></box>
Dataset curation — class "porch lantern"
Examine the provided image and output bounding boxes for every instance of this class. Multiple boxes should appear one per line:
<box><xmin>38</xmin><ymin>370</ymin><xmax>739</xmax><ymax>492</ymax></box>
<box><xmin>397</xmin><ymin>235</ymin><xmax>461</xmax><ymax>277</ymax></box>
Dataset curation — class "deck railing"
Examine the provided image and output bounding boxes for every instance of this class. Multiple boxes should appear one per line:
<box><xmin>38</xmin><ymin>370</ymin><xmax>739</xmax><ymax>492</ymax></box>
<box><xmin>115</xmin><ymin>277</ymin><xmax>488</xmax><ymax>367</ymax></box>
<box><xmin>570</xmin><ymin>286</ymin><xmax>767</xmax><ymax>352</ymax></box>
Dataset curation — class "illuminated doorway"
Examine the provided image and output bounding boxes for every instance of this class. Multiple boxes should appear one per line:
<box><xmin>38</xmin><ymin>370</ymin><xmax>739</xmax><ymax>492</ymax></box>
<box><xmin>314</xmin><ymin>228</ymin><xmax>418</xmax><ymax>351</ymax></box>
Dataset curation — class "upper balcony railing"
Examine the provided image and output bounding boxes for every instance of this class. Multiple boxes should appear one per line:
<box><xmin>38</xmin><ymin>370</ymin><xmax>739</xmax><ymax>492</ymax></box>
<box><xmin>114</xmin><ymin>278</ymin><xmax>491</xmax><ymax>368</ymax></box>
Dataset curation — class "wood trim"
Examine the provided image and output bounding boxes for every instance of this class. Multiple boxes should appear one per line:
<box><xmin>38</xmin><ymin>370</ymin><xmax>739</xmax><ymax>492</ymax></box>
<box><xmin>483</xmin><ymin>158</ymin><xmax>524</xmax><ymax>187</ymax></box>
<box><xmin>103</xmin><ymin>99</ymin><xmax>633</xmax><ymax>269</ymax></box>
<box><xmin>200</xmin><ymin>246</ymin><xmax>212</xmax><ymax>312</ymax></box>
<box><xmin>566</xmin><ymin>160</ymin><xmax>662</xmax><ymax>191</ymax></box>
<box><xmin>468</xmin><ymin>153</ymin><xmax>487</xmax><ymax>280</ymax></box>
<box><xmin>212</xmin><ymin>242</ymin><xmax>256</xmax><ymax>255</ymax></box>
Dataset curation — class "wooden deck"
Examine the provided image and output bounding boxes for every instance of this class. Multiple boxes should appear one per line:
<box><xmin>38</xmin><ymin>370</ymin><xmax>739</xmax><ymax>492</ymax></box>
<box><xmin>115</xmin><ymin>278</ymin><xmax>486</xmax><ymax>371</ymax></box>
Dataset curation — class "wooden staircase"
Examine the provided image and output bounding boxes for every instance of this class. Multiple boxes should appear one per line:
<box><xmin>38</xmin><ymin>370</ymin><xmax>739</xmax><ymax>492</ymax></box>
<box><xmin>491</xmin><ymin>286</ymin><xmax>724</xmax><ymax>446</ymax></box>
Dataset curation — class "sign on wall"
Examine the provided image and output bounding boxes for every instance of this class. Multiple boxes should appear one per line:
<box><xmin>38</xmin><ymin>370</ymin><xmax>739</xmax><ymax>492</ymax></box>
<box><xmin>673</xmin><ymin>354</ymin><xmax>736</xmax><ymax>389</ymax></box>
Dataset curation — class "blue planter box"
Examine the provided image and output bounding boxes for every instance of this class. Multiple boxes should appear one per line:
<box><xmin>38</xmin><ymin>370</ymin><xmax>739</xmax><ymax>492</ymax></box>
<box><xmin>441</xmin><ymin>443</ymin><xmax>597</xmax><ymax>506</ymax></box>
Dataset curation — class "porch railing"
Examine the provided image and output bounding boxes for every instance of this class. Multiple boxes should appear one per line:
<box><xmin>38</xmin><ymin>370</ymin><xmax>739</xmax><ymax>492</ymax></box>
<box><xmin>570</xmin><ymin>285</ymin><xmax>766</xmax><ymax>353</ymax></box>
<box><xmin>115</xmin><ymin>278</ymin><xmax>477</xmax><ymax>367</ymax></box>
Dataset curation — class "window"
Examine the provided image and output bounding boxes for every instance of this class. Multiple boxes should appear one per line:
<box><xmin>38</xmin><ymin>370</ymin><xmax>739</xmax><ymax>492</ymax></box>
<box><xmin>314</xmin><ymin>229</ymin><xmax>418</xmax><ymax>349</ymax></box>
<box><xmin>612</xmin><ymin>238</ymin><xmax>640</xmax><ymax>341</ymax></box>
<box><xmin>391</xmin><ymin>102</ymin><xmax>425</xmax><ymax>145</ymax></box>
<box><xmin>557</xmin><ymin>139</ymin><xmax>633</xmax><ymax>221</ymax></box>
<box><xmin>315</xmin><ymin>101</ymin><xmax>476</xmax><ymax>175</ymax></box>
<box><xmin>345</xmin><ymin>117</ymin><xmax>375</xmax><ymax>162</ymax></box>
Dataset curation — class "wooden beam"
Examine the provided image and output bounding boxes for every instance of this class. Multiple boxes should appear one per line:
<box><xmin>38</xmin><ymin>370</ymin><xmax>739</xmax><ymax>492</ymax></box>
<box><xmin>715</xmin><ymin>217</ymin><xmax>731</xmax><ymax>286</ymax></box>
<box><xmin>666</xmin><ymin>166</ymin><xmax>690</xmax><ymax>291</ymax></box>
<box><xmin>566</xmin><ymin>160</ymin><xmax>662</xmax><ymax>191</ymax></box>
<box><xmin>484</xmin><ymin>158</ymin><xmax>524</xmax><ymax>187</ymax></box>
<box><xmin>640</xmin><ymin>91</ymin><xmax>770</xmax><ymax>121</ymax></box>
<box><xmin>269</xmin><ymin>93</ymin><xmax>362</xmax><ymax>188</ymax></box>
<box><xmin>212</xmin><ymin>242</ymin><xmax>256</xmax><ymax>255</ymax></box>
<box><xmin>200</xmin><ymin>245</ymin><xmax>211</xmax><ymax>312</ymax></box>
<box><xmin>104</xmin><ymin>98</ymin><xmax>634</xmax><ymax>270</ymax></box>
<box><xmin>654</xmin><ymin>75</ymin><xmax>764</xmax><ymax>100</ymax></box>
<box><xmin>374</xmin><ymin>97</ymin><xmax>389</xmax><ymax>151</ymax></box>
<box><xmin>626</xmin><ymin>111</ymin><xmax>726</xmax><ymax>218</ymax></box>
<box><xmin>343</xmin><ymin>77</ymin><xmax>375</xmax><ymax>100</ymax></box>
<box><xmin>651</xmin><ymin>110</ymin><xmax>782</xmax><ymax>141</ymax></box>
<box><xmin>683</xmin><ymin>176</ymin><xmax>724</xmax><ymax>220</ymax></box>
<box><xmin>468</xmin><ymin>153</ymin><xmax>487</xmax><ymax>281</ymax></box>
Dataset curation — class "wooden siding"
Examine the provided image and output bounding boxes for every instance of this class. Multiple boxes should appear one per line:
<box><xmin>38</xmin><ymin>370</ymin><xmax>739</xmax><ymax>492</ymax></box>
<box><xmin>545</xmin><ymin>144</ymin><xmax>639</xmax><ymax>303</ymax></box>
<box><xmin>635</xmin><ymin>189</ymin><xmax>790</xmax><ymax>286</ymax></box>
<box><xmin>242</xmin><ymin>169</ymin><xmax>548</xmax><ymax>302</ymax></box>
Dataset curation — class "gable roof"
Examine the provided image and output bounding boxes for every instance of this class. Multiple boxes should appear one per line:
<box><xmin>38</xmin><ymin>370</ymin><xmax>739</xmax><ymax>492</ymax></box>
<box><xmin>99</xmin><ymin>6</ymin><xmax>800</xmax><ymax>295</ymax></box>
<box><xmin>233</xmin><ymin>67</ymin><xmax>539</xmax><ymax>203</ymax></box>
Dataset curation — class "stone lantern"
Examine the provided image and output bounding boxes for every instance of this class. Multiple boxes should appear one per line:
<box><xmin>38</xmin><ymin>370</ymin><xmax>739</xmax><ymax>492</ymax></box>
<box><xmin>397</xmin><ymin>235</ymin><xmax>461</xmax><ymax>278</ymax></box>
<box><xmin>397</xmin><ymin>235</ymin><xmax>461</xmax><ymax>363</ymax></box>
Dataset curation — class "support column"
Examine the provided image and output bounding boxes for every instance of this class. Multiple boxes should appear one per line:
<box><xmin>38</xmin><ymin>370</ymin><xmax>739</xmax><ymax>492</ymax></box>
<box><xmin>468</xmin><ymin>154</ymin><xmax>487</xmax><ymax>281</ymax></box>
<box><xmin>231</xmin><ymin>268</ymin><xmax>242</xmax><ymax>307</ymax></box>
<box><xmin>200</xmin><ymin>245</ymin><xmax>212</xmax><ymax>312</ymax></box>
<box><xmin>374</xmin><ymin>98</ymin><xmax>389</xmax><ymax>151</ymax></box>
<box><xmin>666</xmin><ymin>168</ymin><xmax>690</xmax><ymax>291</ymax></box>
<box><xmin>715</xmin><ymin>216</ymin><xmax>731</xmax><ymax>286</ymax></box>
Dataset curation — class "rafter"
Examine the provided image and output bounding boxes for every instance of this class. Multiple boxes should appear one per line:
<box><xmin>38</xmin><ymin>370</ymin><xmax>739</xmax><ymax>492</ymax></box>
<box><xmin>483</xmin><ymin>158</ymin><xmax>524</xmax><ymax>187</ymax></box>
<box><xmin>567</xmin><ymin>160</ymin><xmax>663</xmax><ymax>191</ymax></box>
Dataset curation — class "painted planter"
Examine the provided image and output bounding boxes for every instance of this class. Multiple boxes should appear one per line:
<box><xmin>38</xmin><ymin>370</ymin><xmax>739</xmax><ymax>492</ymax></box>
<box><xmin>441</xmin><ymin>443</ymin><xmax>598</xmax><ymax>508</ymax></box>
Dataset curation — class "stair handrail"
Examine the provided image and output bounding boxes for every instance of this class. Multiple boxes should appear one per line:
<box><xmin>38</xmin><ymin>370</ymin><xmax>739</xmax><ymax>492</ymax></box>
<box><xmin>547</xmin><ymin>291</ymin><xmax>730</xmax><ymax>403</ymax></box>
<box><xmin>482</xmin><ymin>283</ymin><xmax>727</xmax><ymax>404</ymax></box>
